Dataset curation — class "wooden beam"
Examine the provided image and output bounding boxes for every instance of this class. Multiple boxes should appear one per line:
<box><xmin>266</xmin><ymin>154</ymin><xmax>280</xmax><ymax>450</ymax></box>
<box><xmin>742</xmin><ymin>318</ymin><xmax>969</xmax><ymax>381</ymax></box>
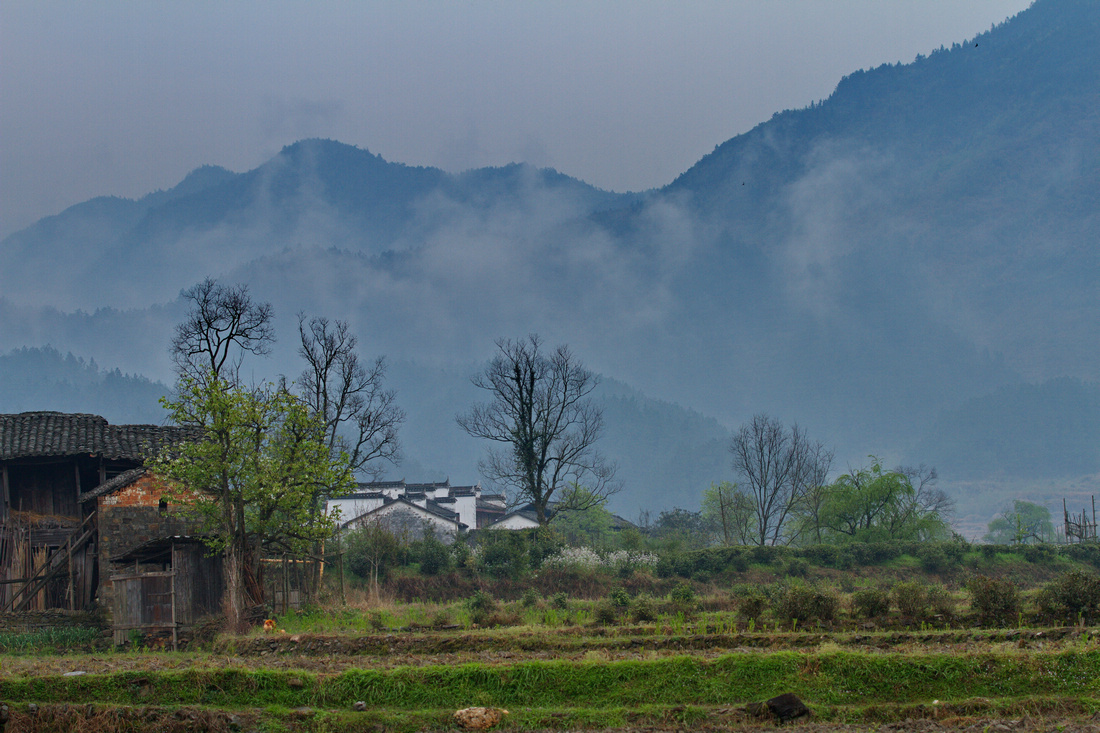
<box><xmin>2</xmin><ymin>464</ymin><xmax>9</xmax><ymax>519</ymax></box>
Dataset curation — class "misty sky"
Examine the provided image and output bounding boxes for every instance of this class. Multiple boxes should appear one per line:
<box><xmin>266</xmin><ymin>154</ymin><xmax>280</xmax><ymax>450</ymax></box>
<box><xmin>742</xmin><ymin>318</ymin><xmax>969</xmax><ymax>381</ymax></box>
<box><xmin>1</xmin><ymin>1</ymin><xmax>1032</xmax><ymax>238</ymax></box>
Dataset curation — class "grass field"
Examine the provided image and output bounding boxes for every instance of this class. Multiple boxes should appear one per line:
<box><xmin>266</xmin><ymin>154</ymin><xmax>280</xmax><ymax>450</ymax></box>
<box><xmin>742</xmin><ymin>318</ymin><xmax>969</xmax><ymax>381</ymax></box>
<box><xmin>3</xmin><ymin>549</ymin><xmax>1100</xmax><ymax>732</ymax></box>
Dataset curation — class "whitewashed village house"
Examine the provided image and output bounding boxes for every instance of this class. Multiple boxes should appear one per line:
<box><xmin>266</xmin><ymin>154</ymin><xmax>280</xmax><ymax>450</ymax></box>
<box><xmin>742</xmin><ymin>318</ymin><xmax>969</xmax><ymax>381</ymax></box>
<box><xmin>328</xmin><ymin>480</ymin><xmax>506</xmax><ymax>543</ymax></box>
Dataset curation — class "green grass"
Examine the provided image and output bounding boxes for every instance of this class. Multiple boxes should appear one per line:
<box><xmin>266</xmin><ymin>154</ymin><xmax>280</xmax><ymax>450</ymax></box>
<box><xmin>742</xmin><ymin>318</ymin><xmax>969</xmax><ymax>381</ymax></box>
<box><xmin>5</xmin><ymin>649</ymin><xmax>1100</xmax><ymax>710</ymax></box>
<box><xmin>0</xmin><ymin>626</ymin><xmax>102</xmax><ymax>653</ymax></box>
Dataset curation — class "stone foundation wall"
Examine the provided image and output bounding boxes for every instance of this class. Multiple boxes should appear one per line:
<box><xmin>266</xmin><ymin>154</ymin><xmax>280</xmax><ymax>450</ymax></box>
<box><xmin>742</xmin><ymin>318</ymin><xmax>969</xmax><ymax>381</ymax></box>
<box><xmin>0</xmin><ymin>608</ymin><xmax>106</xmax><ymax>633</ymax></box>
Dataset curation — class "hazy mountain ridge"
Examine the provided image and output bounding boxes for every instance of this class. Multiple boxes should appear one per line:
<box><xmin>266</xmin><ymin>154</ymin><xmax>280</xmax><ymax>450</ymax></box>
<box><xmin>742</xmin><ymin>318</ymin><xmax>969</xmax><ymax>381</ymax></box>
<box><xmin>0</xmin><ymin>346</ymin><xmax>169</xmax><ymax>424</ymax></box>
<box><xmin>1</xmin><ymin>0</ymin><xmax>1097</xmax><ymax>517</ymax></box>
<box><xmin>0</xmin><ymin>347</ymin><xmax>730</xmax><ymax>515</ymax></box>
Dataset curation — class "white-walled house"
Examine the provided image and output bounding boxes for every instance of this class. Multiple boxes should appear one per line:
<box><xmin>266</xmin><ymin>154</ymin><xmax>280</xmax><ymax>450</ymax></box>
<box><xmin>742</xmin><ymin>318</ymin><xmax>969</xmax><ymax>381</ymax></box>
<box><xmin>341</xmin><ymin>497</ymin><xmax>466</xmax><ymax>543</ymax></box>
<box><xmin>485</xmin><ymin>509</ymin><xmax>541</xmax><ymax>530</ymax></box>
<box><xmin>326</xmin><ymin>479</ymin><xmax>507</xmax><ymax>536</ymax></box>
<box><xmin>484</xmin><ymin>502</ymin><xmax>639</xmax><ymax>532</ymax></box>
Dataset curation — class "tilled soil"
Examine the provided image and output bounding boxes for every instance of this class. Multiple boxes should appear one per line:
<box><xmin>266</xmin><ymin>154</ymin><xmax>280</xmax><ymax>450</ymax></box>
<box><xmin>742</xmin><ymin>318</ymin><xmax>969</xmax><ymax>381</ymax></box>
<box><xmin>4</xmin><ymin>705</ymin><xmax>1100</xmax><ymax>733</ymax></box>
<box><xmin>3</xmin><ymin>626</ymin><xmax>1092</xmax><ymax>678</ymax></box>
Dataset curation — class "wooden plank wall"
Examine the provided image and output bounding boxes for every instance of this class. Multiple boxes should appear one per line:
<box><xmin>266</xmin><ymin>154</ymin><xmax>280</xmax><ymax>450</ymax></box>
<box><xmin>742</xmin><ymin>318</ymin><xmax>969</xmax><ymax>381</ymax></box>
<box><xmin>172</xmin><ymin>545</ymin><xmax>223</xmax><ymax>622</ymax></box>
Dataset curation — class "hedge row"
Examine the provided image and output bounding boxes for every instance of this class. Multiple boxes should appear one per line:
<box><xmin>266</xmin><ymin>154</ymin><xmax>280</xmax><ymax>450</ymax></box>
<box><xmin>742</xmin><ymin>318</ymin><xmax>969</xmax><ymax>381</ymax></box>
<box><xmin>657</xmin><ymin>540</ymin><xmax>1100</xmax><ymax>578</ymax></box>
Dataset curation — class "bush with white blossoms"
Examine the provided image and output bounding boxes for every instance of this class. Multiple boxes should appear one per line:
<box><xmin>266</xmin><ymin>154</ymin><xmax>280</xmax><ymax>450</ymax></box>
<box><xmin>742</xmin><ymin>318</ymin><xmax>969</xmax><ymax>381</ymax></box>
<box><xmin>541</xmin><ymin>546</ymin><xmax>659</xmax><ymax>572</ymax></box>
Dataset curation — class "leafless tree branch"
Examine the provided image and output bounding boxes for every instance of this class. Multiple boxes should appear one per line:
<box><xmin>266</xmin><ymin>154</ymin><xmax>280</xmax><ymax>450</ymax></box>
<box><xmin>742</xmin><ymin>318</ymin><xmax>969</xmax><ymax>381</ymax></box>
<box><xmin>297</xmin><ymin>313</ymin><xmax>404</xmax><ymax>481</ymax></box>
<box><xmin>171</xmin><ymin>278</ymin><xmax>275</xmax><ymax>386</ymax></box>
<box><xmin>457</xmin><ymin>335</ymin><xmax>619</xmax><ymax>524</ymax></box>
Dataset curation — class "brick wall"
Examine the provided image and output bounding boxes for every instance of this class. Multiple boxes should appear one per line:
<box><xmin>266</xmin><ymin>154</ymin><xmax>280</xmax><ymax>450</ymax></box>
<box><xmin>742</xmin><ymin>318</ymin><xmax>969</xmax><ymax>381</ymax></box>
<box><xmin>96</xmin><ymin>473</ymin><xmax>209</xmax><ymax>618</ymax></box>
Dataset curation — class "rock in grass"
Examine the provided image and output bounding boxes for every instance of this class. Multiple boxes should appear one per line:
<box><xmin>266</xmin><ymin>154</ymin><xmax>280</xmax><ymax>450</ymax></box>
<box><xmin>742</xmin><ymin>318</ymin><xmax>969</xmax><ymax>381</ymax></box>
<box><xmin>766</xmin><ymin>693</ymin><xmax>810</xmax><ymax>722</ymax></box>
<box><xmin>454</xmin><ymin>707</ymin><xmax>510</xmax><ymax>729</ymax></box>
<box><xmin>353</xmin><ymin>701</ymin><xmax>367</xmax><ymax>711</ymax></box>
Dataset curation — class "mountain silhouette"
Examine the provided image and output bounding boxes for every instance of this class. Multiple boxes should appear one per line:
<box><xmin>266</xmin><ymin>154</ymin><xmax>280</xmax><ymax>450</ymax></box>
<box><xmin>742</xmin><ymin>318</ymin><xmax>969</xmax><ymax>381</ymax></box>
<box><xmin>1</xmin><ymin>0</ymin><xmax>1097</xmax><ymax>520</ymax></box>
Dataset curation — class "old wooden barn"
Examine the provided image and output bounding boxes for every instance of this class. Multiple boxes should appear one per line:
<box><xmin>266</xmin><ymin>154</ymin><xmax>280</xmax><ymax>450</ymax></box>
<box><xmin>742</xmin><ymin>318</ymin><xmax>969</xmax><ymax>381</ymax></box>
<box><xmin>0</xmin><ymin>412</ymin><xmax>195</xmax><ymax>614</ymax></box>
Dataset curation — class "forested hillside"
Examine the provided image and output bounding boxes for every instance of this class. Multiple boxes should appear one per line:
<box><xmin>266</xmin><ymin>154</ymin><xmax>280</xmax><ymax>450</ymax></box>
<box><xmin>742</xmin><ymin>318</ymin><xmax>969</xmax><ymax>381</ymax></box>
<box><xmin>0</xmin><ymin>0</ymin><xmax>1097</xmax><ymax>522</ymax></box>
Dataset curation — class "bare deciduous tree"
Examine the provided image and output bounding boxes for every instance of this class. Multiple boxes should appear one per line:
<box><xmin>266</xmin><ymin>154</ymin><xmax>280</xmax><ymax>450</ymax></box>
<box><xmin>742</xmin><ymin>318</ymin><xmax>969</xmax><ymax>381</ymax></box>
<box><xmin>702</xmin><ymin>481</ymin><xmax>757</xmax><ymax>546</ymax></box>
<box><xmin>171</xmin><ymin>278</ymin><xmax>275</xmax><ymax>385</ymax></box>
<box><xmin>297</xmin><ymin>314</ymin><xmax>404</xmax><ymax>481</ymax></box>
<box><xmin>457</xmin><ymin>335</ymin><xmax>618</xmax><ymax>525</ymax></box>
<box><xmin>729</xmin><ymin>413</ymin><xmax>831</xmax><ymax>546</ymax></box>
<box><xmin>894</xmin><ymin>463</ymin><xmax>954</xmax><ymax>530</ymax></box>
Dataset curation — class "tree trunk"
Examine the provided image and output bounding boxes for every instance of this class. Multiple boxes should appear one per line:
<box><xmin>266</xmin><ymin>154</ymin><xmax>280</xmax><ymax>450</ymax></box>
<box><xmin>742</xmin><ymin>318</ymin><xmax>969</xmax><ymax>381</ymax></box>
<box><xmin>223</xmin><ymin>543</ymin><xmax>246</xmax><ymax>631</ymax></box>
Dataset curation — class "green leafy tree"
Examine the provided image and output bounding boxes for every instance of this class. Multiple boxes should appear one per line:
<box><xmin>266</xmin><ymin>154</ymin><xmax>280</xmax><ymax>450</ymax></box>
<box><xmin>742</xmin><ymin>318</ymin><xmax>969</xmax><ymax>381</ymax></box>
<box><xmin>343</xmin><ymin>519</ymin><xmax>408</xmax><ymax>603</ymax></box>
<box><xmin>156</xmin><ymin>375</ymin><xmax>354</xmax><ymax>628</ymax></box>
<box><xmin>553</xmin><ymin>485</ymin><xmax>616</xmax><ymax>548</ymax></box>
<box><xmin>647</xmin><ymin>507</ymin><xmax>714</xmax><ymax>551</ymax></box>
<box><xmin>984</xmin><ymin>500</ymin><xmax>1055</xmax><ymax>544</ymax></box>
<box><xmin>816</xmin><ymin>459</ymin><xmax>951</xmax><ymax>542</ymax></box>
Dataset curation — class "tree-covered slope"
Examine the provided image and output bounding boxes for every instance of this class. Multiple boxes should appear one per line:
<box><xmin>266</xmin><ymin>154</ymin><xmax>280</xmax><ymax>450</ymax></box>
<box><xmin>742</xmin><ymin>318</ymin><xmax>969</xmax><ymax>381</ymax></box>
<box><xmin>0</xmin><ymin>347</ymin><xmax>169</xmax><ymax>424</ymax></box>
<box><xmin>1</xmin><ymin>0</ymin><xmax>1097</xmax><ymax>510</ymax></box>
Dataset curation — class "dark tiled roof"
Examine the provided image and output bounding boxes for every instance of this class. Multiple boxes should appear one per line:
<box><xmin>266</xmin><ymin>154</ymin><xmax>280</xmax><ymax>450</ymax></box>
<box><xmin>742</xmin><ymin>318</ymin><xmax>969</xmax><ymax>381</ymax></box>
<box><xmin>422</xmin><ymin>498</ymin><xmax>460</xmax><ymax>522</ymax></box>
<box><xmin>341</xmin><ymin>491</ymin><xmax>385</xmax><ymax>500</ymax></box>
<box><xmin>342</xmin><ymin>497</ymin><xmax>465</xmax><ymax>529</ymax></box>
<box><xmin>79</xmin><ymin>467</ymin><xmax>147</xmax><ymax>504</ymax></box>
<box><xmin>0</xmin><ymin>412</ymin><xmax>196</xmax><ymax>461</ymax></box>
<box><xmin>489</xmin><ymin>509</ymin><xmax>540</xmax><ymax>527</ymax></box>
<box><xmin>360</xmin><ymin>480</ymin><xmax>406</xmax><ymax>490</ymax></box>
<box><xmin>111</xmin><ymin>535</ymin><xmax>211</xmax><ymax>563</ymax></box>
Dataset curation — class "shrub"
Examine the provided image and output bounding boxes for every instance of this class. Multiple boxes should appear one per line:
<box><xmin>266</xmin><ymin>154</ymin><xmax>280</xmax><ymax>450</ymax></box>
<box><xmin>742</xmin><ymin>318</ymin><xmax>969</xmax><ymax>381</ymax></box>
<box><xmin>967</xmin><ymin>575</ymin><xmax>1020</xmax><ymax>627</ymax></box>
<box><xmin>541</xmin><ymin>547</ymin><xmax>660</xmax><ymax>574</ymax></box>
<box><xmin>480</xmin><ymin>536</ymin><xmax>530</xmax><ymax>579</ymax></box>
<box><xmin>775</xmin><ymin>583</ymin><xmax>839</xmax><ymax>624</ymax></box>
<box><xmin>593</xmin><ymin>601</ymin><xmax>619</xmax><ymax>625</ymax></box>
<box><xmin>802</xmin><ymin>544</ymin><xmax>839</xmax><ymax>568</ymax></box>
<box><xmin>919</xmin><ymin>541</ymin><xmax>967</xmax><ymax>573</ymax></box>
<box><xmin>918</xmin><ymin>546</ymin><xmax>950</xmax><ymax>573</ymax></box>
<box><xmin>736</xmin><ymin>588</ymin><xmax>768</xmax><ymax>620</ymax></box>
<box><xmin>630</xmin><ymin>594</ymin><xmax>658</xmax><ymax>623</ymax></box>
<box><xmin>610</xmin><ymin>587</ymin><xmax>631</xmax><ymax>609</ymax></box>
<box><xmin>418</xmin><ymin>534</ymin><xmax>452</xmax><ymax>575</ymax></box>
<box><xmin>1036</xmin><ymin>570</ymin><xmax>1100</xmax><ymax>625</ymax></box>
<box><xmin>669</xmin><ymin>582</ymin><xmax>696</xmax><ymax>605</ymax></box>
<box><xmin>926</xmin><ymin>584</ymin><xmax>956</xmax><ymax>620</ymax></box>
<box><xmin>467</xmin><ymin>590</ymin><xmax>497</xmax><ymax>624</ymax></box>
<box><xmin>1020</xmin><ymin>543</ymin><xmax>1055</xmax><ymax>564</ymax></box>
<box><xmin>785</xmin><ymin>558</ymin><xmax>809</xmax><ymax>577</ymax></box>
<box><xmin>893</xmin><ymin>581</ymin><xmax>928</xmax><ymax>619</ymax></box>
<box><xmin>551</xmin><ymin>592</ymin><xmax>570</xmax><ymax>610</ymax></box>
<box><xmin>521</xmin><ymin>588</ymin><xmax>541</xmax><ymax>608</ymax></box>
<box><xmin>851</xmin><ymin>587</ymin><xmax>891</xmax><ymax>618</ymax></box>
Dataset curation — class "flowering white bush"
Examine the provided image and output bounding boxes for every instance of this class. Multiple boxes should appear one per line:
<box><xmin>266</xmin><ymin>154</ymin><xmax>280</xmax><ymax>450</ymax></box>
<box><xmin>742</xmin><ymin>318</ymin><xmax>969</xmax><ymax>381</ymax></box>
<box><xmin>542</xmin><ymin>546</ymin><xmax>603</xmax><ymax>570</ymax></box>
<box><xmin>541</xmin><ymin>546</ymin><xmax>659</xmax><ymax>571</ymax></box>
<box><xmin>605</xmin><ymin>549</ymin><xmax>660</xmax><ymax>571</ymax></box>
